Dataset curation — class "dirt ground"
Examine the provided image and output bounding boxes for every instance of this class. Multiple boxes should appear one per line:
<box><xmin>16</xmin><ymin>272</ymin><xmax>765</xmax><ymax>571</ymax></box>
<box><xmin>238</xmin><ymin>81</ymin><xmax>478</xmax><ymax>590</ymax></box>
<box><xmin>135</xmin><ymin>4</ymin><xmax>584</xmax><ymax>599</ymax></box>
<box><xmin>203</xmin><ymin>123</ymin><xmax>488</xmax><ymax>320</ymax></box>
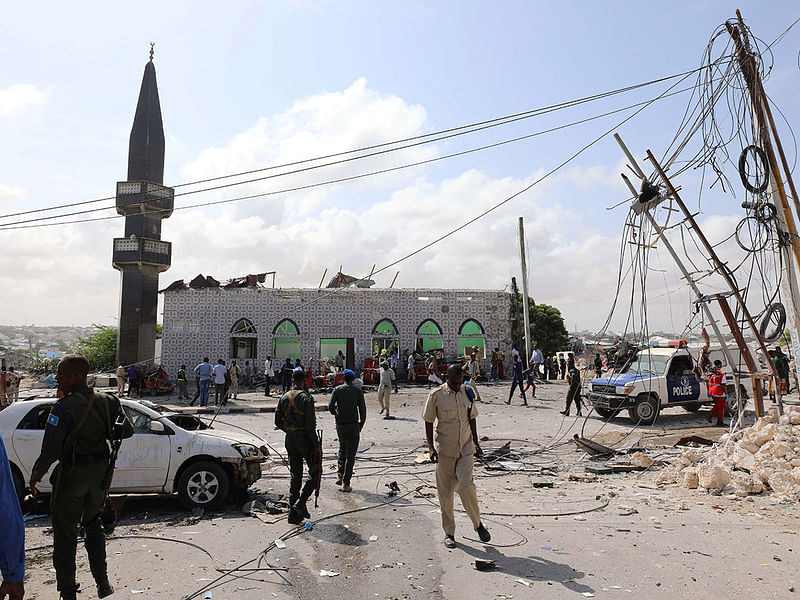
<box><xmin>20</xmin><ymin>379</ymin><xmax>800</xmax><ymax>599</ymax></box>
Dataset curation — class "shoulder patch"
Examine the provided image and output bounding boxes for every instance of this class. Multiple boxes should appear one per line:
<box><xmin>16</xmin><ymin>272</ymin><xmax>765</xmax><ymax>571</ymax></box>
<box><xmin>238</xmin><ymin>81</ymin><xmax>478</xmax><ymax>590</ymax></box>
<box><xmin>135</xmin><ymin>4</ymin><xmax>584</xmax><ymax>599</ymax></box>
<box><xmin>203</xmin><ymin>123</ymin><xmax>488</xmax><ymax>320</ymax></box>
<box><xmin>47</xmin><ymin>413</ymin><xmax>60</xmax><ymax>427</ymax></box>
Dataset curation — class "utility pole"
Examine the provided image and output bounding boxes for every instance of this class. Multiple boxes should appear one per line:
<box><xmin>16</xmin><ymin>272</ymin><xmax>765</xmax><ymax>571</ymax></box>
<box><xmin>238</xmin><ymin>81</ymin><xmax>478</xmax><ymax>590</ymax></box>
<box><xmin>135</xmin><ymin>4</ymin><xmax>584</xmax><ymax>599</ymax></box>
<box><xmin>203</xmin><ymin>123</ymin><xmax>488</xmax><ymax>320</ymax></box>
<box><xmin>615</xmin><ymin>134</ymin><xmax>744</xmax><ymax>421</ymax></box>
<box><xmin>727</xmin><ymin>11</ymin><xmax>800</xmax><ymax>395</ymax></box>
<box><xmin>518</xmin><ymin>217</ymin><xmax>533</xmax><ymax>366</ymax></box>
<box><xmin>647</xmin><ymin>149</ymin><xmax>776</xmax><ymax>415</ymax></box>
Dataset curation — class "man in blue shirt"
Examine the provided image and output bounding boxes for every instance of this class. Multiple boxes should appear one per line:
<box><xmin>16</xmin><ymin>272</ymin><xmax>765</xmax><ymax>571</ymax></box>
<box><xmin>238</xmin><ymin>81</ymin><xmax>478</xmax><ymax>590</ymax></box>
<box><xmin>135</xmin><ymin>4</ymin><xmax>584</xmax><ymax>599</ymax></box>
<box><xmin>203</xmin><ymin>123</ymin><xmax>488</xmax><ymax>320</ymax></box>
<box><xmin>193</xmin><ymin>358</ymin><xmax>213</xmax><ymax>407</ymax></box>
<box><xmin>505</xmin><ymin>356</ymin><xmax>528</xmax><ymax>406</ymax></box>
<box><xmin>0</xmin><ymin>431</ymin><xmax>25</xmax><ymax>600</ymax></box>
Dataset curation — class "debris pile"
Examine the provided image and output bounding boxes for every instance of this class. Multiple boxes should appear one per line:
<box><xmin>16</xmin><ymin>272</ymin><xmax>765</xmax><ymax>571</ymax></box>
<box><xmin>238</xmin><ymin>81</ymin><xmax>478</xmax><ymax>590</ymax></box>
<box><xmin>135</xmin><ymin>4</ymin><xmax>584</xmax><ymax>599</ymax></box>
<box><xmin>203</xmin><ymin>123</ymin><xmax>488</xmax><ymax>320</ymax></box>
<box><xmin>655</xmin><ymin>406</ymin><xmax>800</xmax><ymax>500</ymax></box>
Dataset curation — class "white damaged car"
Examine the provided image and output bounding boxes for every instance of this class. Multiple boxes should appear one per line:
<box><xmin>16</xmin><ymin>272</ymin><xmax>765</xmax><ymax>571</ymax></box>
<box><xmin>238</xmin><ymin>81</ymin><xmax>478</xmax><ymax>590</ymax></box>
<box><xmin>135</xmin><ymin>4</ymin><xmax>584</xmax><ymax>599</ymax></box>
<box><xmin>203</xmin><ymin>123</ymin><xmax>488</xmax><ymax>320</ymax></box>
<box><xmin>1</xmin><ymin>398</ymin><xmax>268</xmax><ymax>509</ymax></box>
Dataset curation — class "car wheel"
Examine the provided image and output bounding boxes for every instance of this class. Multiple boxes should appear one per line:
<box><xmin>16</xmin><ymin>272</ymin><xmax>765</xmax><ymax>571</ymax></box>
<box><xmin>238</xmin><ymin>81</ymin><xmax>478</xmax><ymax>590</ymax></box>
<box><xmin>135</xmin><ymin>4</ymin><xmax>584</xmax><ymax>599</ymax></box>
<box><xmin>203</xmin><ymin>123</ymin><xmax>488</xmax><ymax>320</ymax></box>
<box><xmin>682</xmin><ymin>402</ymin><xmax>704</xmax><ymax>413</ymax></box>
<box><xmin>11</xmin><ymin>466</ymin><xmax>26</xmax><ymax>507</ymax></box>
<box><xmin>177</xmin><ymin>461</ymin><xmax>230</xmax><ymax>509</ymax></box>
<box><xmin>595</xmin><ymin>407</ymin><xmax>620</xmax><ymax>418</ymax></box>
<box><xmin>150</xmin><ymin>388</ymin><xmax>158</xmax><ymax>397</ymax></box>
<box><xmin>628</xmin><ymin>395</ymin><xmax>659</xmax><ymax>425</ymax></box>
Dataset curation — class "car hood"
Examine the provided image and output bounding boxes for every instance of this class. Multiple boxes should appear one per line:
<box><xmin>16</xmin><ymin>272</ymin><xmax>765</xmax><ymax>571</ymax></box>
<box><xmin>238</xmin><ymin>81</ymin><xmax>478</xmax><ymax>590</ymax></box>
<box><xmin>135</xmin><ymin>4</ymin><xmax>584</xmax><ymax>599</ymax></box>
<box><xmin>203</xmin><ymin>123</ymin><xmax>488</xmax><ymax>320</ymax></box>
<box><xmin>182</xmin><ymin>426</ymin><xmax>264</xmax><ymax>448</ymax></box>
<box><xmin>591</xmin><ymin>372</ymin><xmax>657</xmax><ymax>386</ymax></box>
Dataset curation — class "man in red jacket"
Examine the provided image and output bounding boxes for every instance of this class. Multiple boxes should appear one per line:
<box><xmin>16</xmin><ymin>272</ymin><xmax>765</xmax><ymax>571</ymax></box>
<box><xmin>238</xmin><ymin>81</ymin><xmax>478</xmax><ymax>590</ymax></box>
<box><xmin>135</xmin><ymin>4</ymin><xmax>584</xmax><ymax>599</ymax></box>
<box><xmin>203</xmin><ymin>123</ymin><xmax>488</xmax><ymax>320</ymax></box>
<box><xmin>706</xmin><ymin>360</ymin><xmax>726</xmax><ymax>427</ymax></box>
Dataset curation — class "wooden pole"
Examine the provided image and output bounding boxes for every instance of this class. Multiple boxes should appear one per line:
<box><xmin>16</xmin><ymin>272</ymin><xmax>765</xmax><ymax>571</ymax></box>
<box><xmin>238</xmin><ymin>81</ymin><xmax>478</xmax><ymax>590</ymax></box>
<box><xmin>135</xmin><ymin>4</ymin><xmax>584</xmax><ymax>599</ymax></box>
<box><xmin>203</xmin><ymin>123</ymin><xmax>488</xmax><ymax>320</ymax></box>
<box><xmin>318</xmin><ymin>268</ymin><xmax>327</xmax><ymax>289</ymax></box>
<box><xmin>715</xmin><ymin>294</ymin><xmax>765</xmax><ymax>417</ymax></box>
<box><xmin>518</xmin><ymin>217</ymin><xmax>533</xmax><ymax>367</ymax></box>
<box><xmin>338</xmin><ymin>265</ymin><xmax>342</xmax><ymax>288</ymax></box>
<box><xmin>389</xmin><ymin>271</ymin><xmax>399</xmax><ymax>288</ymax></box>
<box><xmin>367</xmin><ymin>264</ymin><xmax>375</xmax><ymax>287</ymax></box>
<box><xmin>726</xmin><ymin>12</ymin><xmax>791</xmax><ymax>412</ymax></box>
<box><xmin>646</xmin><ymin>150</ymin><xmax>776</xmax><ymax>415</ymax></box>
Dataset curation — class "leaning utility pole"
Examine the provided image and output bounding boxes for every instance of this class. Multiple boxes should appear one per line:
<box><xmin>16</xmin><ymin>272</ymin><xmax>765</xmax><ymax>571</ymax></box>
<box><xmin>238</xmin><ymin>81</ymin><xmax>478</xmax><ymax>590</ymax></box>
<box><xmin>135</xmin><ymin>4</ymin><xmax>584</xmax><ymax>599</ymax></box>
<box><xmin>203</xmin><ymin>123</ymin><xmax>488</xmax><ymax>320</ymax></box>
<box><xmin>647</xmin><ymin>150</ymin><xmax>775</xmax><ymax>415</ymax></box>
<box><xmin>518</xmin><ymin>217</ymin><xmax>533</xmax><ymax>366</ymax></box>
<box><xmin>616</xmin><ymin>134</ymin><xmax>746</xmax><ymax>422</ymax></box>
<box><xmin>727</xmin><ymin>10</ymin><xmax>800</xmax><ymax>395</ymax></box>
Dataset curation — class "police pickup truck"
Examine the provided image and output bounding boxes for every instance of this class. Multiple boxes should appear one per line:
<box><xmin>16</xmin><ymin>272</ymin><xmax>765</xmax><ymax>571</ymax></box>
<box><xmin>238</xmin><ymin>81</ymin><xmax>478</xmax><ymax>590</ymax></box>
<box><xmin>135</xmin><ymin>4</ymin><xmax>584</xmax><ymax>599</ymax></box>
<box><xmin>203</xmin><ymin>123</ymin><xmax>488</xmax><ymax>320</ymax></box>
<box><xmin>587</xmin><ymin>347</ymin><xmax>748</xmax><ymax>425</ymax></box>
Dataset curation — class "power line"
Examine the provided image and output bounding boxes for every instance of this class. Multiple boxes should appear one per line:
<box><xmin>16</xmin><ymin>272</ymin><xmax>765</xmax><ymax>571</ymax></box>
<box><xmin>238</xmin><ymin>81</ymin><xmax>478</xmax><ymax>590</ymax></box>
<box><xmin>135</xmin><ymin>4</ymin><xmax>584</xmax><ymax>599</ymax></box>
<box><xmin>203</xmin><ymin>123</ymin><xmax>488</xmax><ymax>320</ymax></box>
<box><xmin>0</xmin><ymin>65</ymin><xmax>718</xmax><ymax>223</ymax></box>
<box><xmin>0</xmin><ymin>77</ymin><xmax>711</xmax><ymax>232</ymax></box>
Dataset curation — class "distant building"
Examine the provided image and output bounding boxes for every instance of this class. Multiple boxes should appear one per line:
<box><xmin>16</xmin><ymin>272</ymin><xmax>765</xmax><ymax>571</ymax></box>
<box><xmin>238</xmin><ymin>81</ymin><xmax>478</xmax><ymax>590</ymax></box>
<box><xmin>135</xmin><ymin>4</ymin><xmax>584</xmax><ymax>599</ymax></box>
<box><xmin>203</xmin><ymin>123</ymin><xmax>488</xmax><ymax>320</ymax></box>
<box><xmin>160</xmin><ymin>279</ymin><xmax>511</xmax><ymax>376</ymax></box>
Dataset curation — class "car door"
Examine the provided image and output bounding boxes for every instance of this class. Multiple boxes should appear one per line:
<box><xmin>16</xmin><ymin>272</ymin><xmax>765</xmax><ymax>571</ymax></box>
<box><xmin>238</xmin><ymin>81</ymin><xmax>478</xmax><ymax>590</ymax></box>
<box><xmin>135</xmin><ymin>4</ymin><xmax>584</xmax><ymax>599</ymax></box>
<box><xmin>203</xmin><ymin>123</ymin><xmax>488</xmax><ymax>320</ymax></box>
<box><xmin>11</xmin><ymin>403</ymin><xmax>57</xmax><ymax>492</ymax></box>
<box><xmin>112</xmin><ymin>406</ymin><xmax>172</xmax><ymax>492</ymax></box>
<box><xmin>665</xmin><ymin>355</ymin><xmax>702</xmax><ymax>403</ymax></box>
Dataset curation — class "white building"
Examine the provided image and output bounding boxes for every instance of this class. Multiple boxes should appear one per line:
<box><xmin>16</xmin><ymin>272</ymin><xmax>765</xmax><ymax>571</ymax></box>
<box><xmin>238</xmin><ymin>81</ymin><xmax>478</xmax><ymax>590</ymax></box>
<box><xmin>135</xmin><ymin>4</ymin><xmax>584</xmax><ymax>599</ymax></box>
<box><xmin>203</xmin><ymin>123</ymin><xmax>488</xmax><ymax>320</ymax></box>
<box><xmin>160</xmin><ymin>282</ymin><xmax>511</xmax><ymax>376</ymax></box>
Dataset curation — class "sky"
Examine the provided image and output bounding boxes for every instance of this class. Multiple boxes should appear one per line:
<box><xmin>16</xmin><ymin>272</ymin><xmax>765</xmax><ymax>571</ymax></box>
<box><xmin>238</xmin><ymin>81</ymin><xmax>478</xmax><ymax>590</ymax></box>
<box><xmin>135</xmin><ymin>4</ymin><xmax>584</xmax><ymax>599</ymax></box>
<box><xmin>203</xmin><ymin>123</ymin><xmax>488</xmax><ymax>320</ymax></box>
<box><xmin>1</xmin><ymin>0</ymin><xmax>799</xmax><ymax>337</ymax></box>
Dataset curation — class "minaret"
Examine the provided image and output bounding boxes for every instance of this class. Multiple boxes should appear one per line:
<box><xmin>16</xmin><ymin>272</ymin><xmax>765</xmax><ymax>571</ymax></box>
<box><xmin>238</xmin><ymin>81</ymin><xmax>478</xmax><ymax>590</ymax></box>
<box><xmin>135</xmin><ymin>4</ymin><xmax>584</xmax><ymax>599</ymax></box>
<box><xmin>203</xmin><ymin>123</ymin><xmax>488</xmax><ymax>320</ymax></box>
<box><xmin>112</xmin><ymin>45</ymin><xmax>173</xmax><ymax>365</ymax></box>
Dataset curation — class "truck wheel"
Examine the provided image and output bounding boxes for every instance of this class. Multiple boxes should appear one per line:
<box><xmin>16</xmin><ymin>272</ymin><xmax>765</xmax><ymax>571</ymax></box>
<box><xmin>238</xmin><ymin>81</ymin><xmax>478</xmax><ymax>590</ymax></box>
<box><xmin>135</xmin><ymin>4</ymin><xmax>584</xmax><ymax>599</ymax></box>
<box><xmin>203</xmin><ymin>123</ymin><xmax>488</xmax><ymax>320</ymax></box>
<box><xmin>682</xmin><ymin>402</ymin><xmax>703</xmax><ymax>413</ymax></box>
<box><xmin>595</xmin><ymin>407</ymin><xmax>620</xmax><ymax>418</ymax></box>
<box><xmin>628</xmin><ymin>395</ymin><xmax>659</xmax><ymax>425</ymax></box>
<box><xmin>177</xmin><ymin>461</ymin><xmax>230</xmax><ymax>510</ymax></box>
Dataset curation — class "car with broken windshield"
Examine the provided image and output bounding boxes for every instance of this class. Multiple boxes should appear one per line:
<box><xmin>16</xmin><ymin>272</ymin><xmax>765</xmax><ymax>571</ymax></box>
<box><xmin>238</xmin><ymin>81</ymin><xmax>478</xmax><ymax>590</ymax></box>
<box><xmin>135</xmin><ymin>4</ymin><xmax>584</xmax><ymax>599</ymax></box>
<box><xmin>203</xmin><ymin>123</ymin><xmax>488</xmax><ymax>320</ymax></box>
<box><xmin>1</xmin><ymin>398</ymin><xmax>268</xmax><ymax>509</ymax></box>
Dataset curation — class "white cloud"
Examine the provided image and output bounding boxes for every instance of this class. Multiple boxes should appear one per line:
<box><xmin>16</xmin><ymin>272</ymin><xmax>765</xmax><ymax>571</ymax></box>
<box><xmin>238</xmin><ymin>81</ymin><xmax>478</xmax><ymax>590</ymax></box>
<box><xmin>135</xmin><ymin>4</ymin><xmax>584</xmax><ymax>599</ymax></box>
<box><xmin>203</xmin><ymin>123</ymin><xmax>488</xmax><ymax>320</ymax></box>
<box><xmin>0</xmin><ymin>79</ymin><xmax>771</xmax><ymax>335</ymax></box>
<box><xmin>0</xmin><ymin>83</ymin><xmax>49</xmax><ymax>119</ymax></box>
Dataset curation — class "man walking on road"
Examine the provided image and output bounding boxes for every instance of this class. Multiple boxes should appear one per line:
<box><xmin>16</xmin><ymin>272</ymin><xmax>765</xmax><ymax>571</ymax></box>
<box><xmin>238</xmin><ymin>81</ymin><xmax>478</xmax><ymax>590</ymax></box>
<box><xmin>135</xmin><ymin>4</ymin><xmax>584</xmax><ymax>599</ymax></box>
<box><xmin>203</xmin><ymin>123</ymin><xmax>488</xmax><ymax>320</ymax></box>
<box><xmin>29</xmin><ymin>354</ymin><xmax>134</xmax><ymax>600</ymax></box>
<box><xmin>328</xmin><ymin>369</ymin><xmax>366</xmax><ymax>493</ymax></box>
<box><xmin>462</xmin><ymin>353</ymin><xmax>482</xmax><ymax>403</ymax></box>
<box><xmin>281</xmin><ymin>358</ymin><xmax>294</xmax><ymax>393</ymax></box>
<box><xmin>264</xmin><ymin>356</ymin><xmax>275</xmax><ymax>397</ymax></box>
<box><xmin>407</xmin><ymin>353</ymin><xmax>416</xmax><ymax>383</ymax></box>
<box><xmin>176</xmin><ymin>365</ymin><xmax>189</xmax><ymax>400</ymax></box>
<box><xmin>506</xmin><ymin>355</ymin><xmax>528</xmax><ymax>406</ymax></box>
<box><xmin>377</xmin><ymin>361</ymin><xmax>396</xmax><ymax>419</ymax></box>
<box><xmin>212</xmin><ymin>359</ymin><xmax>227</xmax><ymax>406</ymax></box>
<box><xmin>229</xmin><ymin>361</ymin><xmax>241</xmax><ymax>399</ymax></box>
<box><xmin>561</xmin><ymin>358</ymin><xmax>583</xmax><ymax>417</ymax></box>
<box><xmin>593</xmin><ymin>353</ymin><xmax>603</xmax><ymax>380</ymax></box>
<box><xmin>423</xmin><ymin>364</ymin><xmax>491</xmax><ymax>548</ymax></box>
<box><xmin>193</xmin><ymin>358</ymin><xmax>213</xmax><ymax>407</ymax></box>
<box><xmin>0</xmin><ymin>431</ymin><xmax>25</xmax><ymax>600</ymax></box>
<box><xmin>530</xmin><ymin>344</ymin><xmax>544</xmax><ymax>379</ymax></box>
<box><xmin>275</xmin><ymin>370</ymin><xmax>320</xmax><ymax>525</ymax></box>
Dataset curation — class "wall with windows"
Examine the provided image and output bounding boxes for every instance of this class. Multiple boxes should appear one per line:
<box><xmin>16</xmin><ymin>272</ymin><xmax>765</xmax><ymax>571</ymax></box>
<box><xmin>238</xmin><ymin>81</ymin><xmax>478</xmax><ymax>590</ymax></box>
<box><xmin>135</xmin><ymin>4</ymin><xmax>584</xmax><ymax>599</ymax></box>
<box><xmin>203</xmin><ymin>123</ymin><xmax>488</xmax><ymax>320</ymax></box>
<box><xmin>161</xmin><ymin>288</ymin><xmax>510</xmax><ymax>377</ymax></box>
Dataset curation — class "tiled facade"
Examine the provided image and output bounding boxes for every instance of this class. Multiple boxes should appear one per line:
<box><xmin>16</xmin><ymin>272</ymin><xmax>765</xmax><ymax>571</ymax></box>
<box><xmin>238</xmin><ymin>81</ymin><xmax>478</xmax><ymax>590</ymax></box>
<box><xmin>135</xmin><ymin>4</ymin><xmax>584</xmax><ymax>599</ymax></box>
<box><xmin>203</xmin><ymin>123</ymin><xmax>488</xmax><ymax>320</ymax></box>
<box><xmin>161</xmin><ymin>287</ymin><xmax>511</xmax><ymax>375</ymax></box>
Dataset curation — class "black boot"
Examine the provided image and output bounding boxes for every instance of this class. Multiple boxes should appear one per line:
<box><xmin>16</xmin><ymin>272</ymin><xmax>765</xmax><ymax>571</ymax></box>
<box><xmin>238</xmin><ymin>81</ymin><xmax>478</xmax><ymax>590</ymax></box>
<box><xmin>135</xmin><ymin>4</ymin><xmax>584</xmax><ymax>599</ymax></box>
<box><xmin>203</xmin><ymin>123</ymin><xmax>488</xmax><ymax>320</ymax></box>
<box><xmin>60</xmin><ymin>584</ymin><xmax>80</xmax><ymax>600</ymax></box>
<box><xmin>287</xmin><ymin>505</ymin><xmax>304</xmax><ymax>524</ymax></box>
<box><xmin>295</xmin><ymin>498</ymin><xmax>311</xmax><ymax>519</ymax></box>
<box><xmin>97</xmin><ymin>578</ymin><xmax>114</xmax><ymax>598</ymax></box>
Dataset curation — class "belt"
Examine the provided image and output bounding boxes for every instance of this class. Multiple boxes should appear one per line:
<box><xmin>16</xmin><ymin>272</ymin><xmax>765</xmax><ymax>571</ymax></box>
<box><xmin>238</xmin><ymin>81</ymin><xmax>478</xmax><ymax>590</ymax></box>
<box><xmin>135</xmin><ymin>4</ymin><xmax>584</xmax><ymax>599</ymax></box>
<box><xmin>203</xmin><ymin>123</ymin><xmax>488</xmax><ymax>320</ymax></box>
<box><xmin>284</xmin><ymin>426</ymin><xmax>307</xmax><ymax>432</ymax></box>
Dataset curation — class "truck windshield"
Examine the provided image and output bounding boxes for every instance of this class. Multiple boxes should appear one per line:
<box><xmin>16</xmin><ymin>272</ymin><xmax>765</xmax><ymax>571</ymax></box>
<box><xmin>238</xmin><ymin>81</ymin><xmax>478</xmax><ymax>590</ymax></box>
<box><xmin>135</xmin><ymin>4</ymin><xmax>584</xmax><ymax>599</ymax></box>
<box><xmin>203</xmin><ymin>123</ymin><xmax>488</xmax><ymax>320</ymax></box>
<box><xmin>625</xmin><ymin>355</ymin><xmax>669</xmax><ymax>375</ymax></box>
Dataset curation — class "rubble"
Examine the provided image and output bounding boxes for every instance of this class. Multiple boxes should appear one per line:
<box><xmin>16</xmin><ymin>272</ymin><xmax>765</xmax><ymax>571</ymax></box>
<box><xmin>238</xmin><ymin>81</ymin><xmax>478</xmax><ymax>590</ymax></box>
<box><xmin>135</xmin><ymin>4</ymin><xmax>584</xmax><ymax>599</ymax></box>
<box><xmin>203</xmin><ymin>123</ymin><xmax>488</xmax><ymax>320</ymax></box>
<box><xmin>630</xmin><ymin>452</ymin><xmax>654</xmax><ymax>468</ymax></box>
<box><xmin>654</xmin><ymin>406</ymin><xmax>800</xmax><ymax>500</ymax></box>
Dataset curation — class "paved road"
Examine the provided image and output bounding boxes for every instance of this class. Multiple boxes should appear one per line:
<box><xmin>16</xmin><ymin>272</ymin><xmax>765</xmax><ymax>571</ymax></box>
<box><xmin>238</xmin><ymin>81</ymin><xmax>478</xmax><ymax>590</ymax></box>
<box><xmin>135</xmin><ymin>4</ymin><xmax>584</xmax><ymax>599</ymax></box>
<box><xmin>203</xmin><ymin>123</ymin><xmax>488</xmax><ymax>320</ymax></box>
<box><xmin>19</xmin><ymin>380</ymin><xmax>800</xmax><ymax>599</ymax></box>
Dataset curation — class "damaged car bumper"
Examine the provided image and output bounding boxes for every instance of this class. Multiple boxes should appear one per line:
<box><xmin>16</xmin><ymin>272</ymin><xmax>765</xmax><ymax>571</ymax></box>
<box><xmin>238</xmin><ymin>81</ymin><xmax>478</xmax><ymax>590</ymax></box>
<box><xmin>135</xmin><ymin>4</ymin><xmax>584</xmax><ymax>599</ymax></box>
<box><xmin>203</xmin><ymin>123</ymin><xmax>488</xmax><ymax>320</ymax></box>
<box><xmin>222</xmin><ymin>457</ymin><xmax>263</xmax><ymax>488</ymax></box>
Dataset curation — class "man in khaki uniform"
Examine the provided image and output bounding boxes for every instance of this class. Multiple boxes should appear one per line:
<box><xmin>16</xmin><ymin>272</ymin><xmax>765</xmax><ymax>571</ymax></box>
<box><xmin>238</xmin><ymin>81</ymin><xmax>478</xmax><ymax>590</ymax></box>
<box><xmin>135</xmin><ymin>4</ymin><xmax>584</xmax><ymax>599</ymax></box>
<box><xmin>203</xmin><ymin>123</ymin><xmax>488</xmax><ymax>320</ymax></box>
<box><xmin>423</xmin><ymin>364</ymin><xmax>491</xmax><ymax>548</ymax></box>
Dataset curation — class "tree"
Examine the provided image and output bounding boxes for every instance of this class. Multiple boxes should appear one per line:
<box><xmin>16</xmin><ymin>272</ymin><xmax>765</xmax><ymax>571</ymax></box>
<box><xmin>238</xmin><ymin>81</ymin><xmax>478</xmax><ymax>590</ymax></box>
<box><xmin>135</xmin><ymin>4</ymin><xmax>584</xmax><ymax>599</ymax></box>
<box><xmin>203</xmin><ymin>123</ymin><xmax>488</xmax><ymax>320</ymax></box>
<box><xmin>72</xmin><ymin>325</ymin><xmax>118</xmax><ymax>371</ymax></box>
<box><xmin>528</xmin><ymin>302</ymin><xmax>569</xmax><ymax>357</ymax></box>
<box><xmin>508</xmin><ymin>280</ymin><xmax>569</xmax><ymax>357</ymax></box>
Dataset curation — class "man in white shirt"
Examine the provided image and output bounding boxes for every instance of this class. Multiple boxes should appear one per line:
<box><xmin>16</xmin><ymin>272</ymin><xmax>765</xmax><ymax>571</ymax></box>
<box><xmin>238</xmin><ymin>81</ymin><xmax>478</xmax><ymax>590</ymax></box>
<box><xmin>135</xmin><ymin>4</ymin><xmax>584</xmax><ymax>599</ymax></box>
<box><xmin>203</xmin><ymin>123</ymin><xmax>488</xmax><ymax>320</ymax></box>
<box><xmin>407</xmin><ymin>353</ymin><xmax>416</xmax><ymax>383</ymax></box>
<box><xmin>377</xmin><ymin>361</ymin><xmax>396</xmax><ymax>419</ymax></box>
<box><xmin>264</xmin><ymin>356</ymin><xmax>275</xmax><ymax>397</ymax></box>
<box><xmin>462</xmin><ymin>353</ymin><xmax>482</xmax><ymax>402</ymax></box>
<box><xmin>212</xmin><ymin>359</ymin><xmax>227</xmax><ymax>406</ymax></box>
<box><xmin>530</xmin><ymin>344</ymin><xmax>544</xmax><ymax>379</ymax></box>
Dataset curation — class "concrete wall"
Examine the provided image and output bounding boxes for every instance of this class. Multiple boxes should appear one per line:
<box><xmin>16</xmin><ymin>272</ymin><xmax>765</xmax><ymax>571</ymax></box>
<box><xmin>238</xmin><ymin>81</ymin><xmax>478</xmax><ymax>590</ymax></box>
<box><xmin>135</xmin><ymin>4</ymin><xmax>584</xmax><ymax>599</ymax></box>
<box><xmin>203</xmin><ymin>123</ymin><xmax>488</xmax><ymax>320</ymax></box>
<box><xmin>161</xmin><ymin>287</ymin><xmax>511</xmax><ymax>377</ymax></box>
